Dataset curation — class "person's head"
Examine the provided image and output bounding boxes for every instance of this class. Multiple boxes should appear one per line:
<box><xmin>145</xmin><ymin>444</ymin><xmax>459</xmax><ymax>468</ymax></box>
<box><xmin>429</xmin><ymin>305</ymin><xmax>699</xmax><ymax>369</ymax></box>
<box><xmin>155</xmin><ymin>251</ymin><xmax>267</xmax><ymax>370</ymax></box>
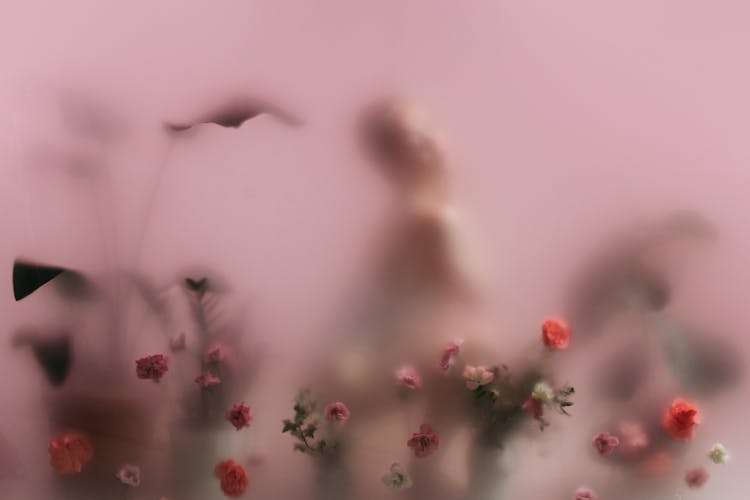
<box><xmin>358</xmin><ymin>98</ymin><xmax>447</xmax><ymax>192</ymax></box>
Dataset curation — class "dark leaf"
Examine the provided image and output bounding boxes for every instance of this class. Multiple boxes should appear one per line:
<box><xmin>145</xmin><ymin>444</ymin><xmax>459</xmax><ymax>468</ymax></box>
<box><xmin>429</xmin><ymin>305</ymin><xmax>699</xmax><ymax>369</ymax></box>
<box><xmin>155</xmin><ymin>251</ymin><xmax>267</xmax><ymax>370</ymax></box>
<box><xmin>282</xmin><ymin>420</ymin><xmax>296</xmax><ymax>433</ymax></box>
<box><xmin>13</xmin><ymin>260</ymin><xmax>68</xmax><ymax>300</ymax></box>
<box><xmin>165</xmin><ymin>97</ymin><xmax>303</xmax><ymax>132</ymax></box>
<box><xmin>14</xmin><ymin>331</ymin><xmax>71</xmax><ymax>387</ymax></box>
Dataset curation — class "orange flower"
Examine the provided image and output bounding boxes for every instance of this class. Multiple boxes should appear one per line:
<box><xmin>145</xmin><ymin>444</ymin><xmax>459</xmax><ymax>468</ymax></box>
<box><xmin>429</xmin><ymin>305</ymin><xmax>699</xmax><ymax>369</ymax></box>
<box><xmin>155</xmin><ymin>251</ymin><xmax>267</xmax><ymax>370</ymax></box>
<box><xmin>662</xmin><ymin>398</ymin><xmax>701</xmax><ymax>441</ymax></box>
<box><xmin>214</xmin><ymin>459</ymin><xmax>248</xmax><ymax>497</ymax></box>
<box><xmin>48</xmin><ymin>432</ymin><xmax>93</xmax><ymax>475</ymax></box>
<box><xmin>541</xmin><ymin>318</ymin><xmax>571</xmax><ymax>350</ymax></box>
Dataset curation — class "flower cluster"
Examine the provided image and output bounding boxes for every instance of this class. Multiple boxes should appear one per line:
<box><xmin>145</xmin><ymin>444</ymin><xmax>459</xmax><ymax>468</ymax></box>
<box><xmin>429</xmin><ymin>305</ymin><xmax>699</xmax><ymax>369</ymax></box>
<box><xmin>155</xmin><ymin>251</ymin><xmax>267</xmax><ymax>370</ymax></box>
<box><xmin>135</xmin><ymin>354</ymin><xmax>169</xmax><ymax>382</ymax></box>
<box><xmin>282</xmin><ymin>389</ymin><xmax>341</xmax><ymax>456</ymax></box>
<box><xmin>522</xmin><ymin>381</ymin><xmax>575</xmax><ymax>430</ymax></box>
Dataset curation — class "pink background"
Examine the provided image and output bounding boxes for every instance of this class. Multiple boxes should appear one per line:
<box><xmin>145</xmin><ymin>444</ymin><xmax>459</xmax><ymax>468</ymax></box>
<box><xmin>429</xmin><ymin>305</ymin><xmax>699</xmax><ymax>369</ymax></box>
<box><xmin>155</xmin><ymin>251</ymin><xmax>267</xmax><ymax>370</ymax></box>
<box><xmin>1</xmin><ymin>1</ymin><xmax>748</xmax><ymax>498</ymax></box>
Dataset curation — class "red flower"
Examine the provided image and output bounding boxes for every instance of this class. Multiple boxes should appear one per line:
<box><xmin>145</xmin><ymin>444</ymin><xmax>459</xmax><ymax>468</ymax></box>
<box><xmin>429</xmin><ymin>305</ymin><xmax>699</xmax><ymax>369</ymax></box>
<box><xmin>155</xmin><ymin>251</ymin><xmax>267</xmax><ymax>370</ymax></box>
<box><xmin>204</xmin><ymin>343</ymin><xmax>232</xmax><ymax>364</ymax></box>
<box><xmin>214</xmin><ymin>459</ymin><xmax>248</xmax><ymax>497</ymax></box>
<box><xmin>541</xmin><ymin>317</ymin><xmax>570</xmax><ymax>350</ymax></box>
<box><xmin>592</xmin><ymin>432</ymin><xmax>620</xmax><ymax>457</ymax></box>
<box><xmin>662</xmin><ymin>398</ymin><xmax>701</xmax><ymax>441</ymax></box>
<box><xmin>324</xmin><ymin>402</ymin><xmax>351</xmax><ymax>424</ymax></box>
<box><xmin>135</xmin><ymin>354</ymin><xmax>168</xmax><ymax>382</ymax></box>
<box><xmin>685</xmin><ymin>467</ymin><xmax>709</xmax><ymax>488</ymax></box>
<box><xmin>48</xmin><ymin>432</ymin><xmax>93</xmax><ymax>475</ymax></box>
<box><xmin>407</xmin><ymin>424</ymin><xmax>439</xmax><ymax>458</ymax></box>
<box><xmin>226</xmin><ymin>403</ymin><xmax>252</xmax><ymax>431</ymax></box>
<box><xmin>521</xmin><ymin>397</ymin><xmax>544</xmax><ymax>420</ymax></box>
<box><xmin>195</xmin><ymin>371</ymin><xmax>221</xmax><ymax>388</ymax></box>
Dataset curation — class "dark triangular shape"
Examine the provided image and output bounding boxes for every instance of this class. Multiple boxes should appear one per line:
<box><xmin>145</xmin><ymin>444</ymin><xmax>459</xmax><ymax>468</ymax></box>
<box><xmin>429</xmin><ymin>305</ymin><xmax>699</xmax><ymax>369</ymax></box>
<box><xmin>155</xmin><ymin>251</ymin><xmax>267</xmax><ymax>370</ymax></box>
<box><xmin>31</xmin><ymin>336</ymin><xmax>71</xmax><ymax>387</ymax></box>
<box><xmin>13</xmin><ymin>260</ymin><xmax>68</xmax><ymax>300</ymax></box>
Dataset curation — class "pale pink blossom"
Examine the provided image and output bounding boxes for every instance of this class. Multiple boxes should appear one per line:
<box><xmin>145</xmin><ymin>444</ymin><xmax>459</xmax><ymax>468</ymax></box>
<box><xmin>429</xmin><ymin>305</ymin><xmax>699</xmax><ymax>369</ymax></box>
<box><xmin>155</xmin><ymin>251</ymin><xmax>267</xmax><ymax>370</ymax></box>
<box><xmin>685</xmin><ymin>467</ymin><xmax>709</xmax><ymax>488</ymax></box>
<box><xmin>195</xmin><ymin>370</ymin><xmax>221</xmax><ymax>388</ymax></box>
<box><xmin>462</xmin><ymin>365</ymin><xmax>494</xmax><ymax>390</ymax></box>
<box><xmin>574</xmin><ymin>487</ymin><xmax>599</xmax><ymax>500</ymax></box>
<box><xmin>438</xmin><ymin>338</ymin><xmax>463</xmax><ymax>371</ymax></box>
<box><xmin>115</xmin><ymin>464</ymin><xmax>141</xmax><ymax>487</ymax></box>
<box><xmin>618</xmin><ymin>420</ymin><xmax>649</xmax><ymax>454</ymax></box>
<box><xmin>324</xmin><ymin>402</ymin><xmax>350</xmax><ymax>424</ymax></box>
<box><xmin>592</xmin><ymin>432</ymin><xmax>620</xmax><ymax>457</ymax></box>
<box><xmin>395</xmin><ymin>366</ymin><xmax>422</xmax><ymax>389</ymax></box>
<box><xmin>204</xmin><ymin>343</ymin><xmax>232</xmax><ymax>364</ymax></box>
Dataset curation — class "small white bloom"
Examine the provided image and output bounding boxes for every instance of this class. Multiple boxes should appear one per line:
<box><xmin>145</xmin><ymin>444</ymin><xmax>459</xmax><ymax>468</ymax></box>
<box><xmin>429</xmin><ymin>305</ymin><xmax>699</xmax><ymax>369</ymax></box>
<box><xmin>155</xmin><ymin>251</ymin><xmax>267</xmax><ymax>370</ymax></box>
<box><xmin>382</xmin><ymin>462</ymin><xmax>413</xmax><ymax>490</ymax></box>
<box><xmin>115</xmin><ymin>464</ymin><xmax>141</xmax><ymax>487</ymax></box>
<box><xmin>531</xmin><ymin>381</ymin><xmax>554</xmax><ymax>404</ymax></box>
<box><xmin>708</xmin><ymin>443</ymin><xmax>730</xmax><ymax>464</ymax></box>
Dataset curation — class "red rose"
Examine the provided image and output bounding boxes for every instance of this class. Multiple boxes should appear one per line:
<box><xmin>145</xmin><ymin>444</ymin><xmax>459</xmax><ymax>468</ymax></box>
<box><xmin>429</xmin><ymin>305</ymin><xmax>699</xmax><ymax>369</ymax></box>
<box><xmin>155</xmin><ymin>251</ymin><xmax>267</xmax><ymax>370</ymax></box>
<box><xmin>225</xmin><ymin>403</ymin><xmax>252</xmax><ymax>431</ymax></box>
<box><xmin>48</xmin><ymin>432</ymin><xmax>93</xmax><ymax>475</ymax></box>
<box><xmin>662</xmin><ymin>398</ymin><xmax>701</xmax><ymax>441</ymax></box>
<box><xmin>214</xmin><ymin>459</ymin><xmax>248</xmax><ymax>497</ymax></box>
<box><xmin>407</xmin><ymin>424</ymin><xmax>439</xmax><ymax>458</ymax></box>
<box><xmin>541</xmin><ymin>318</ymin><xmax>570</xmax><ymax>350</ymax></box>
<box><xmin>135</xmin><ymin>354</ymin><xmax>168</xmax><ymax>382</ymax></box>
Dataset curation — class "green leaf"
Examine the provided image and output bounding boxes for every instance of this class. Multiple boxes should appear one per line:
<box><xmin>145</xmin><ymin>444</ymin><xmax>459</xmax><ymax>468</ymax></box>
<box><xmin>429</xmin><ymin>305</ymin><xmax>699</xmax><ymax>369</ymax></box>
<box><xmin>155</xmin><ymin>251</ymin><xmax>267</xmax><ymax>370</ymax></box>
<box><xmin>282</xmin><ymin>420</ymin><xmax>296</xmax><ymax>433</ymax></box>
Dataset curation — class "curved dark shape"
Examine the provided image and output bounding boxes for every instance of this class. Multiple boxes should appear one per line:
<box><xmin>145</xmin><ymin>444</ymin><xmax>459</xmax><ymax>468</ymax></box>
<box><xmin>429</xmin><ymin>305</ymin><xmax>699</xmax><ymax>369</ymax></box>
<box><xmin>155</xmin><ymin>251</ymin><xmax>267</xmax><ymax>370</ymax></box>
<box><xmin>13</xmin><ymin>260</ymin><xmax>68</xmax><ymax>300</ymax></box>
<box><xmin>165</xmin><ymin>97</ymin><xmax>304</xmax><ymax>132</ymax></box>
<box><xmin>31</xmin><ymin>335</ymin><xmax>72</xmax><ymax>387</ymax></box>
<box><xmin>13</xmin><ymin>330</ymin><xmax>72</xmax><ymax>387</ymax></box>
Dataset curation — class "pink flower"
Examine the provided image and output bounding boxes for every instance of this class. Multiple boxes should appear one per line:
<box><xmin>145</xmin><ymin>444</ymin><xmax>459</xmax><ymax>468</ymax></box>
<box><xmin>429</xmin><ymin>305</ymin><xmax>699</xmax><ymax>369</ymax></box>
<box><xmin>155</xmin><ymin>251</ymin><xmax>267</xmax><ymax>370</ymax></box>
<box><xmin>407</xmin><ymin>424</ymin><xmax>440</xmax><ymax>458</ymax></box>
<box><xmin>115</xmin><ymin>464</ymin><xmax>141</xmax><ymax>487</ymax></box>
<box><xmin>324</xmin><ymin>402</ymin><xmax>350</xmax><ymax>424</ymax></box>
<box><xmin>685</xmin><ymin>467</ymin><xmax>709</xmax><ymax>488</ymax></box>
<box><xmin>438</xmin><ymin>338</ymin><xmax>463</xmax><ymax>371</ymax></box>
<box><xmin>592</xmin><ymin>431</ymin><xmax>620</xmax><ymax>457</ymax></box>
<box><xmin>195</xmin><ymin>371</ymin><xmax>221</xmax><ymax>388</ymax></box>
<box><xmin>395</xmin><ymin>366</ymin><xmax>422</xmax><ymax>389</ymax></box>
<box><xmin>462</xmin><ymin>365</ymin><xmax>495</xmax><ymax>390</ymax></box>
<box><xmin>226</xmin><ymin>403</ymin><xmax>252</xmax><ymax>431</ymax></box>
<box><xmin>135</xmin><ymin>354</ymin><xmax>168</xmax><ymax>382</ymax></box>
<box><xmin>48</xmin><ymin>432</ymin><xmax>93</xmax><ymax>475</ymax></box>
<box><xmin>204</xmin><ymin>343</ymin><xmax>231</xmax><ymax>364</ymax></box>
<box><xmin>574</xmin><ymin>487</ymin><xmax>599</xmax><ymax>500</ymax></box>
<box><xmin>618</xmin><ymin>420</ymin><xmax>649</xmax><ymax>454</ymax></box>
<box><xmin>522</xmin><ymin>397</ymin><xmax>544</xmax><ymax>420</ymax></box>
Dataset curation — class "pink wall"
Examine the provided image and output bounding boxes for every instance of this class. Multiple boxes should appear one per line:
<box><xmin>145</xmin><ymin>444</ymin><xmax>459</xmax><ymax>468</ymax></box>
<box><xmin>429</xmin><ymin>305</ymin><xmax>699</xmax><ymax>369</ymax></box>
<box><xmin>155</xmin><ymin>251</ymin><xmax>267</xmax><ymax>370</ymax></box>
<box><xmin>0</xmin><ymin>1</ymin><xmax>748</xmax><ymax>498</ymax></box>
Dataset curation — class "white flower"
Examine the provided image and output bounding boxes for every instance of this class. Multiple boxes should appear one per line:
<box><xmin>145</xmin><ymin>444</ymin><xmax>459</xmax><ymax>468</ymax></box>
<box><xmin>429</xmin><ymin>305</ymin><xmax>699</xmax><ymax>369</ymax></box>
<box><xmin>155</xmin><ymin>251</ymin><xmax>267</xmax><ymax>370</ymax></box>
<box><xmin>708</xmin><ymin>443</ymin><xmax>730</xmax><ymax>464</ymax></box>
<box><xmin>462</xmin><ymin>365</ymin><xmax>495</xmax><ymax>390</ymax></box>
<box><xmin>531</xmin><ymin>381</ymin><xmax>554</xmax><ymax>404</ymax></box>
<box><xmin>115</xmin><ymin>464</ymin><xmax>141</xmax><ymax>487</ymax></box>
<box><xmin>381</xmin><ymin>462</ymin><xmax>413</xmax><ymax>490</ymax></box>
